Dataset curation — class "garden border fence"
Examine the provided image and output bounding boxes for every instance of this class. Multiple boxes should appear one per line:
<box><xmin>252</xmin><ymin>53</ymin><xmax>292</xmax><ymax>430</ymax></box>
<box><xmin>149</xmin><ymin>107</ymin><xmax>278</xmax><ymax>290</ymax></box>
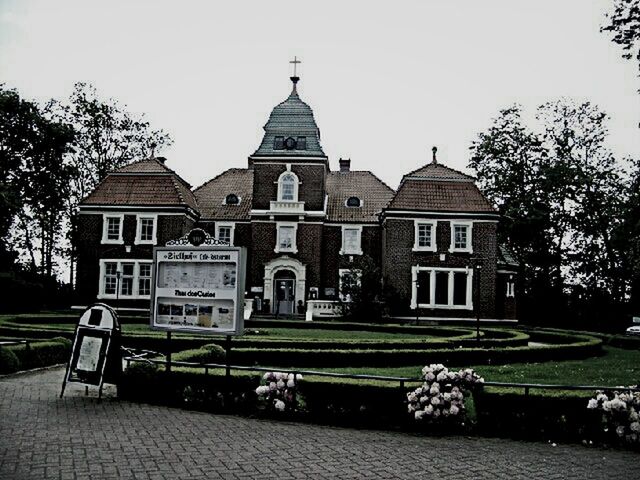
<box><xmin>123</xmin><ymin>356</ymin><xmax>640</xmax><ymax>399</ymax></box>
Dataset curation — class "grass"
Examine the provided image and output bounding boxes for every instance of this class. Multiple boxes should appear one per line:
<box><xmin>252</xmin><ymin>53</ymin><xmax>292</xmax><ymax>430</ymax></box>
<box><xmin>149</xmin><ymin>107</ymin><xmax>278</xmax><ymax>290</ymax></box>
<box><xmin>300</xmin><ymin>347</ymin><xmax>640</xmax><ymax>387</ymax></box>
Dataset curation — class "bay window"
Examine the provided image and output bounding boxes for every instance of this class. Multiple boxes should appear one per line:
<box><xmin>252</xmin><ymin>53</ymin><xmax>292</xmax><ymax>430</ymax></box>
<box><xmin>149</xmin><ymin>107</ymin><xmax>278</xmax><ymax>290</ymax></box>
<box><xmin>411</xmin><ymin>266</ymin><xmax>473</xmax><ymax>309</ymax></box>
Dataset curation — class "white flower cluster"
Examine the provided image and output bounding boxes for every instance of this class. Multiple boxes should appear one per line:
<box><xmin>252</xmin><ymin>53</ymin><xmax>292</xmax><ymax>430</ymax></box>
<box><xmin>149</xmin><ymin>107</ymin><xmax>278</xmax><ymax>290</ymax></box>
<box><xmin>255</xmin><ymin>372</ymin><xmax>302</xmax><ymax>412</ymax></box>
<box><xmin>587</xmin><ymin>389</ymin><xmax>640</xmax><ymax>445</ymax></box>
<box><xmin>408</xmin><ymin>364</ymin><xmax>484</xmax><ymax>424</ymax></box>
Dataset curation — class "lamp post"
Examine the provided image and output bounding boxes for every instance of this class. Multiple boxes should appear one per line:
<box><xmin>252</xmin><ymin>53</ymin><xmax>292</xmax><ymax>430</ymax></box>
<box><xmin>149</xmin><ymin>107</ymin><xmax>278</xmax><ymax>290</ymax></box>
<box><xmin>413</xmin><ymin>265</ymin><xmax>420</xmax><ymax>326</ymax></box>
<box><xmin>471</xmin><ymin>258</ymin><xmax>482</xmax><ymax>344</ymax></box>
<box><xmin>115</xmin><ymin>270</ymin><xmax>121</xmax><ymax>313</ymax></box>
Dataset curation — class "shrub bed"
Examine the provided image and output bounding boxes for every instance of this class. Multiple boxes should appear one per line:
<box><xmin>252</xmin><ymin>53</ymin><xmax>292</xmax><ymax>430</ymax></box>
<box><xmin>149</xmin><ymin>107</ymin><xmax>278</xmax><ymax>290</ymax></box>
<box><xmin>0</xmin><ymin>337</ymin><xmax>71</xmax><ymax>374</ymax></box>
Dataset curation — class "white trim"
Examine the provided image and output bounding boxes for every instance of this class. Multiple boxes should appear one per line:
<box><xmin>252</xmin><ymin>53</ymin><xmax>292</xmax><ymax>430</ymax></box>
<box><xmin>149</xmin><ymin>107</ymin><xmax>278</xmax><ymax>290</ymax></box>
<box><xmin>101</xmin><ymin>214</ymin><xmax>124</xmax><ymax>244</ymax></box>
<box><xmin>80</xmin><ymin>205</ymin><xmax>198</xmax><ymax>219</ymax></box>
<box><xmin>412</xmin><ymin>220</ymin><xmax>437</xmax><ymax>252</ymax></box>
<box><xmin>411</xmin><ymin>266</ymin><xmax>473</xmax><ymax>310</ymax></box>
<box><xmin>97</xmin><ymin>259</ymin><xmax>153</xmax><ymax>300</ymax></box>
<box><xmin>277</xmin><ymin>171</ymin><xmax>300</xmax><ymax>202</ymax></box>
<box><xmin>263</xmin><ymin>256</ymin><xmax>307</xmax><ymax>313</ymax></box>
<box><xmin>134</xmin><ymin>214</ymin><xmax>157</xmax><ymax>245</ymax></box>
<box><xmin>340</xmin><ymin>225</ymin><xmax>363</xmax><ymax>255</ymax></box>
<box><xmin>275</xmin><ymin>222</ymin><xmax>298</xmax><ymax>253</ymax></box>
<box><xmin>449</xmin><ymin>221</ymin><xmax>473</xmax><ymax>253</ymax></box>
<box><xmin>250</xmin><ymin>209</ymin><xmax>325</xmax><ymax>217</ymax></box>
<box><xmin>216</xmin><ymin>222</ymin><xmax>235</xmax><ymax>246</ymax></box>
<box><xmin>383</xmin><ymin>210</ymin><xmax>499</xmax><ymax>219</ymax></box>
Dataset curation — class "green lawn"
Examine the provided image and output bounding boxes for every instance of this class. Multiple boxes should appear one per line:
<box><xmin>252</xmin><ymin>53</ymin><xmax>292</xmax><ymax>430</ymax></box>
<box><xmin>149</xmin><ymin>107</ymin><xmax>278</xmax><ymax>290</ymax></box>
<box><xmin>305</xmin><ymin>347</ymin><xmax>640</xmax><ymax>387</ymax></box>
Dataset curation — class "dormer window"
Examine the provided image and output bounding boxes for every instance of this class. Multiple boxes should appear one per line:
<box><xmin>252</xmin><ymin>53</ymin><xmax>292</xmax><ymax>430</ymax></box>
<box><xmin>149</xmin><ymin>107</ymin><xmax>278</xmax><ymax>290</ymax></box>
<box><xmin>284</xmin><ymin>137</ymin><xmax>297</xmax><ymax>150</ymax></box>
<box><xmin>346</xmin><ymin>196</ymin><xmax>361</xmax><ymax>208</ymax></box>
<box><xmin>274</xmin><ymin>136</ymin><xmax>284</xmax><ymax>150</ymax></box>
<box><xmin>297</xmin><ymin>136</ymin><xmax>307</xmax><ymax>150</ymax></box>
<box><xmin>278</xmin><ymin>171</ymin><xmax>299</xmax><ymax>201</ymax></box>
<box><xmin>225</xmin><ymin>193</ymin><xmax>240</xmax><ymax>205</ymax></box>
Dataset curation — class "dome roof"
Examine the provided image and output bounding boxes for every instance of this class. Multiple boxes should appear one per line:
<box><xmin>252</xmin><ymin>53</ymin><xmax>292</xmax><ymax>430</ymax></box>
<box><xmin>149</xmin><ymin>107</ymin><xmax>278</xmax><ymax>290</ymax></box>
<box><xmin>252</xmin><ymin>78</ymin><xmax>325</xmax><ymax>158</ymax></box>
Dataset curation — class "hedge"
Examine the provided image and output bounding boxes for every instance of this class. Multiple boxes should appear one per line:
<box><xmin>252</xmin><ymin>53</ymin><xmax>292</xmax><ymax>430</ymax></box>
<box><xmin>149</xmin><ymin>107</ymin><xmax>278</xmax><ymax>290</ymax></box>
<box><xmin>224</xmin><ymin>333</ymin><xmax>601</xmax><ymax>367</ymax></box>
<box><xmin>0</xmin><ymin>337</ymin><xmax>71</xmax><ymax>374</ymax></box>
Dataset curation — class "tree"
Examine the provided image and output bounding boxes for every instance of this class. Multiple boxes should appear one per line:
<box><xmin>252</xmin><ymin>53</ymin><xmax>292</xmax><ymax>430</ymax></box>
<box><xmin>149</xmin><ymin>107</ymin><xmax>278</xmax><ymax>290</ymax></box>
<box><xmin>470</xmin><ymin>100</ymin><xmax>632</xmax><ymax>327</ymax></box>
<box><xmin>51</xmin><ymin>83</ymin><xmax>172</xmax><ymax>205</ymax></box>
<box><xmin>0</xmin><ymin>86</ymin><xmax>76</xmax><ymax>277</ymax></box>
<box><xmin>602</xmin><ymin>0</ymin><xmax>640</xmax><ymax>88</ymax></box>
<box><xmin>49</xmin><ymin>83</ymin><xmax>172</xmax><ymax>282</ymax></box>
<box><xmin>338</xmin><ymin>255</ymin><xmax>386</xmax><ymax>322</ymax></box>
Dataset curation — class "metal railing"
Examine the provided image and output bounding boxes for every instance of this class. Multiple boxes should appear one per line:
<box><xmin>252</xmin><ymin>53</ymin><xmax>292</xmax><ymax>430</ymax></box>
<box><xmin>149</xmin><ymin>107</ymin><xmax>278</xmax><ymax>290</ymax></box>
<box><xmin>122</xmin><ymin>356</ymin><xmax>640</xmax><ymax>397</ymax></box>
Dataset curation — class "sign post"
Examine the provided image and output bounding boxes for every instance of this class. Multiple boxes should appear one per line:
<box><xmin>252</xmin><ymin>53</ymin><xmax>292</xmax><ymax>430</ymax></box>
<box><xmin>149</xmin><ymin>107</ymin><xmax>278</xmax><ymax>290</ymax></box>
<box><xmin>60</xmin><ymin>303</ymin><xmax>121</xmax><ymax>400</ymax></box>
<box><xmin>150</xmin><ymin>231</ymin><xmax>247</xmax><ymax>337</ymax></box>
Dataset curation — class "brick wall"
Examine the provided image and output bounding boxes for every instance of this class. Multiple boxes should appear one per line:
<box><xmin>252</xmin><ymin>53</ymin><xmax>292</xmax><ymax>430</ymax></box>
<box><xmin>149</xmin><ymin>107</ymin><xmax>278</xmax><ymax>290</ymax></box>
<box><xmin>251</xmin><ymin>163</ymin><xmax>326</xmax><ymax>210</ymax></box>
<box><xmin>74</xmin><ymin>212</ymin><xmax>195</xmax><ymax>307</ymax></box>
<box><xmin>383</xmin><ymin>218</ymin><xmax>497</xmax><ymax>318</ymax></box>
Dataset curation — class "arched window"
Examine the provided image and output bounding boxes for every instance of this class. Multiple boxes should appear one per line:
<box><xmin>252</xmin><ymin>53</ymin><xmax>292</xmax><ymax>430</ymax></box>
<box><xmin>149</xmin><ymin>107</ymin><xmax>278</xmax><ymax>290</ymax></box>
<box><xmin>278</xmin><ymin>172</ymin><xmax>299</xmax><ymax>201</ymax></box>
<box><xmin>225</xmin><ymin>193</ymin><xmax>239</xmax><ymax>205</ymax></box>
<box><xmin>346</xmin><ymin>196</ymin><xmax>361</xmax><ymax>207</ymax></box>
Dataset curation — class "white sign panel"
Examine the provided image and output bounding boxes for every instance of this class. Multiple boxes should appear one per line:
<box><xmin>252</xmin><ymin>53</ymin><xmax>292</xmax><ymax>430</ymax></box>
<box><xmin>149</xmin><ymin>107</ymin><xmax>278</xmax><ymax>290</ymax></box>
<box><xmin>151</xmin><ymin>247</ymin><xmax>246</xmax><ymax>335</ymax></box>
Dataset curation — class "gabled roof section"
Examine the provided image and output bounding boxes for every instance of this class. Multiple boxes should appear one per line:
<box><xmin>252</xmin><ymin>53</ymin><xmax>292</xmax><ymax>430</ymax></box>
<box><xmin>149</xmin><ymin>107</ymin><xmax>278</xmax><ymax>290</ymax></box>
<box><xmin>326</xmin><ymin>171</ymin><xmax>394</xmax><ymax>222</ymax></box>
<box><xmin>402</xmin><ymin>162</ymin><xmax>475</xmax><ymax>183</ymax></box>
<box><xmin>252</xmin><ymin>78</ymin><xmax>325</xmax><ymax>158</ymax></box>
<box><xmin>80</xmin><ymin>157</ymin><xmax>198</xmax><ymax>212</ymax></box>
<box><xmin>194</xmin><ymin>168</ymin><xmax>254</xmax><ymax>220</ymax></box>
<box><xmin>387</xmin><ymin>179</ymin><xmax>496</xmax><ymax>213</ymax></box>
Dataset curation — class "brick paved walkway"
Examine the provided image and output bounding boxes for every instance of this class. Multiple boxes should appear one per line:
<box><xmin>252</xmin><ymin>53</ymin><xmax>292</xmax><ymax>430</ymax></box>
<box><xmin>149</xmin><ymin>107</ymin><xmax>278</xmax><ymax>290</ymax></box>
<box><xmin>0</xmin><ymin>367</ymin><xmax>637</xmax><ymax>479</ymax></box>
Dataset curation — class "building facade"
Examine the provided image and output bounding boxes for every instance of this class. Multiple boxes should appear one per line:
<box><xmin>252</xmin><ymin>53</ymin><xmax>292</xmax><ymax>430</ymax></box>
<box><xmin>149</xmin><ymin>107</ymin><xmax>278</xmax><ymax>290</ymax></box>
<box><xmin>75</xmin><ymin>75</ymin><xmax>517</xmax><ymax>320</ymax></box>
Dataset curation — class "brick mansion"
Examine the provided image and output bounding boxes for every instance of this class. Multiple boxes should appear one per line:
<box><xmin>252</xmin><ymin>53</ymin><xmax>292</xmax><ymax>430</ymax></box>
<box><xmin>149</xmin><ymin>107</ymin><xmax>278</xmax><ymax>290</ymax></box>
<box><xmin>74</xmin><ymin>74</ymin><xmax>517</xmax><ymax>321</ymax></box>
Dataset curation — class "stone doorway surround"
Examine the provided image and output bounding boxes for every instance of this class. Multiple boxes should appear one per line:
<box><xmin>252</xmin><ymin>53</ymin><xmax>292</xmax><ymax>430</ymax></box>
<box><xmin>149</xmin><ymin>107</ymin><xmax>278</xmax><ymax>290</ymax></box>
<box><xmin>263</xmin><ymin>256</ymin><xmax>306</xmax><ymax>313</ymax></box>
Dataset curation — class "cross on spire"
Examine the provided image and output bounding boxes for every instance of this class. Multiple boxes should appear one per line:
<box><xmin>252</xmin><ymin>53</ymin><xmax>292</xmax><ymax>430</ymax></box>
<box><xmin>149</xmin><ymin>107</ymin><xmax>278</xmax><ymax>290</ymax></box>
<box><xmin>289</xmin><ymin>56</ymin><xmax>301</xmax><ymax>77</ymax></box>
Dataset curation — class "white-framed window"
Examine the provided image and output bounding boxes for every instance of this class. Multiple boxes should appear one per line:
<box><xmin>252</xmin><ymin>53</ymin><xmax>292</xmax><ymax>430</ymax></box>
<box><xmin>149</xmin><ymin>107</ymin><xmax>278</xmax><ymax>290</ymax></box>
<box><xmin>216</xmin><ymin>222</ymin><xmax>235</xmax><ymax>246</ymax></box>
<box><xmin>135</xmin><ymin>215</ymin><xmax>157</xmax><ymax>245</ymax></box>
<box><xmin>98</xmin><ymin>259</ymin><xmax>153</xmax><ymax>299</ymax></box>
<box><xmin>413</xmin><ymin>220</ymin><xmax>436</xmax><ymax>252</ymax></box>
<box><xmin>506</xmin><ymin>276</ymin><xmax>515</xmax><ymax>298</ymax></box>
<box><xmin>275</xmin><ymin>222</ymin><xmax>298</xmax><ymax>253</ymax></box>
<box><xmin>450</xmin><ymin>222</ymin><xmax>473</xmax><ymax>253</ymax></box>
<box><xmin>102</xmin><ymin>214</ymin><xmax>124</xmax><ymax>244</ymax></box>
<box><xmin>277</xmin><ymin>171</ymin><xmax>299</xmax><ymax>201</ymax></box>
<box><xmin>339</xmin><ymin>268</ymin><xmax>362</xmax><ymax>301</ymax></box>
<box><xmin>410</xmin><ymin>266</ymin><xmax>473</xmax><ymax>310</ymax></box>
<box><xmin>340</xmin><ymin>225</ymin><xmax>363</xmax><ymax>255</ymax></box>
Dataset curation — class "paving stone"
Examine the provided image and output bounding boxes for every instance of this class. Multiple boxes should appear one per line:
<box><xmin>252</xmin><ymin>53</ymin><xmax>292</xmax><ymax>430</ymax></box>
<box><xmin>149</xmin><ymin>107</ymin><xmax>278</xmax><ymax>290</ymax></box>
<box><xmin>0</xmin><ymin>367</ymin><xmax>638</xmax><ymax>479</ymax></box>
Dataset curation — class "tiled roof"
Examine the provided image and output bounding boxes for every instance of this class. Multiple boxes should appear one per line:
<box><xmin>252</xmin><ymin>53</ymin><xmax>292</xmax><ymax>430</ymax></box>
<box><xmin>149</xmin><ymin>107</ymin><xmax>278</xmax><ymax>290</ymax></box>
<box><xmin>252</xmin><ymin>80</ymin><xmax>325</xmax><ymax>158</ymax></box>
<box><xmin>326</xmin><ymin>171</ymin><xmax>394</xmax><ymax>222</ymax></box>
<box><xmin>194</xmin><ymin>169</ymin><xmax>254</xmax><ymax>220</ymax></box>
<box><xmin>81</xmin><ymin>174</ymin><xmax>198</xmax><ymax>211</ymax></box>
<box><xmin>403</xmin><ymin>162</ymin><xmax>475</xmax><ymax>182</ymax></box>
<box><xmin>115</xmin><ymin>158</ymin><xmax>175</xmax><ymax>175</ymax></box>
<box><xmin>80</xmin><ymin>158</ymin><xmax>198</xmax><ymax>211</ymax></box>
<box><xmin>387</xmin><ymin>179</ymin><xmax>496</xmax><ymax>213</ymax></box>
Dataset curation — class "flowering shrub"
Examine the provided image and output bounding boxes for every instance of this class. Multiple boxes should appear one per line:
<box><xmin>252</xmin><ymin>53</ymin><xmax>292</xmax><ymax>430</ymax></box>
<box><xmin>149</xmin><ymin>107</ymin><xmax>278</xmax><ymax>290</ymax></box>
<box><xmin>408</xmin><ymin>364</ymin><xmax>484</xmax><ymax>424</ymax></box>
<box><xmin>587</xmin><ymin>388</ymin><xmax>640</xmax><ymax>446</ymax></box>
<box><xmin>255</xmin><ymin>372</ymin><xmax>302</xmax><ymax>412</ymax></box>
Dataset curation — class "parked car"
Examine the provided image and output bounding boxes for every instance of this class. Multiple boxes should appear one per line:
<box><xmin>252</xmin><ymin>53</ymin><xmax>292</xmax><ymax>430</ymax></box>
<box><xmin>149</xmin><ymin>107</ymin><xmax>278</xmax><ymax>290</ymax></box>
<box><xmin>625</xmin><ymin>326</ymin><xmax>640</xmax><ymax>336</ymax></box>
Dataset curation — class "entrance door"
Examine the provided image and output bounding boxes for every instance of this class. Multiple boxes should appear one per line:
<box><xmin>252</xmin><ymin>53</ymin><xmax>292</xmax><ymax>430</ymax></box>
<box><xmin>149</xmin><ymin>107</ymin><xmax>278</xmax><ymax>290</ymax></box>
<box><xmin>274</xmin><ymin>271</ymin><xmax>296</xmax><ymax>315</ymax></box>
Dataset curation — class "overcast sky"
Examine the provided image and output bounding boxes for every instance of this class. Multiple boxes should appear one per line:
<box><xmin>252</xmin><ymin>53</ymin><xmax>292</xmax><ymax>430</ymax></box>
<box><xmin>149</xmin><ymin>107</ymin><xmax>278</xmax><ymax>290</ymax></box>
<box><xmin>1</xmin><ymin>0</ymin><xmax>638</xmax><ymax>190</ymax></box>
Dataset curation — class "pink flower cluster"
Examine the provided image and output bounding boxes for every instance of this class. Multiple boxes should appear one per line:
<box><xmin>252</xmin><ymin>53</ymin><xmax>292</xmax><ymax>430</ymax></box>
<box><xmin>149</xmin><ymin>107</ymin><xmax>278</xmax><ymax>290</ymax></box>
<box><xmin>587</xmin><ymin>388</ymin><xmax>640</xmax><ymax>445</ymax></box>
<box><xmin>408</xmin><ymin>364</ymin><xmax>484</xmax><ymax>423</ymax></box>
<box><xmin>255</xmin><ymin>372</ymin><xmax>302</xmax><ymax>412</ymax></box>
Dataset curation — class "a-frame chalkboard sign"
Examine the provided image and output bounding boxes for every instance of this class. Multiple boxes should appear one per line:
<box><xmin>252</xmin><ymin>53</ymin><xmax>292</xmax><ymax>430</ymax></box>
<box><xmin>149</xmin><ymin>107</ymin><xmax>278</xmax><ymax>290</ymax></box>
<box><xmin>60</xmin><ymin>303</ymin><xmax>121</xmax><ymax>400</ymax></box>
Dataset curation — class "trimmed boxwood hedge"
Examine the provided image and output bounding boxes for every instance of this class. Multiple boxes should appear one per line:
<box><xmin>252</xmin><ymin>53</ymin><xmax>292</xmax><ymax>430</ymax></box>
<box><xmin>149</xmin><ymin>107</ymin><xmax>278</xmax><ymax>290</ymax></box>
<box><xmin>0</xmin><ymin>337</ymin><xmax>71</xmax><ymax>374</ymax></box>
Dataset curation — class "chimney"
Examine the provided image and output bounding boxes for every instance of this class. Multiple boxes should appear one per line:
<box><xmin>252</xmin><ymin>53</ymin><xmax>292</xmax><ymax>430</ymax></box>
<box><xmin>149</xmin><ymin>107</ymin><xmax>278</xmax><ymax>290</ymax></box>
<box><xmin>432</xmin><ymin>146</ymin><xmax>438</xmax><ymax>164</ymax></box>
<box><xmin>339</xmin><ymin>158</ymin><xmax>351</xmax><ymax>173</ymax></box>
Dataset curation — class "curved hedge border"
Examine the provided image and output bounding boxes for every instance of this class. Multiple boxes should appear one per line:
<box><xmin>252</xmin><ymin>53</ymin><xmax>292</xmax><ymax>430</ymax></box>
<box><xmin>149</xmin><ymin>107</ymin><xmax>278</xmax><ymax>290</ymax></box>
<box><xmin>0</xmin><ymin>337</ymin><xmax>71</xmax><ymax>374</ymax></box>
<box><xmin>223</xmin><ymin>331</ymin><xmax>601</xmax><ymax>367</ymax></box>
